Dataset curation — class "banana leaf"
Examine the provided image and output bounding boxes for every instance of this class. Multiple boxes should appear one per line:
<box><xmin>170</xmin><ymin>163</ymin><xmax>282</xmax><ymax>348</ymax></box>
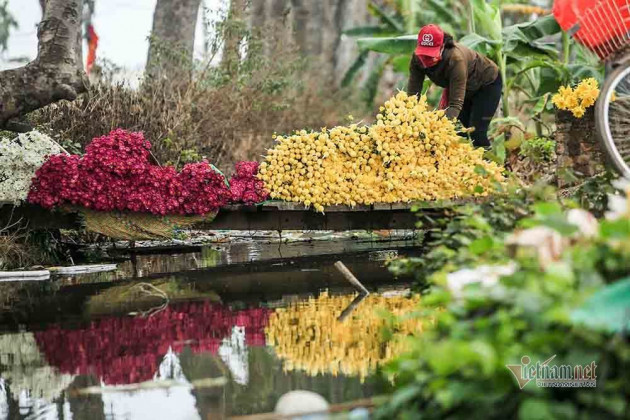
<box><xmin>342</xmin><ymin>50</ymin><xmax>369</xmax><ymax>87</ymax></box>
<box><xmin>357</xmin><ymin>34</ymin><xmax>417</xmax><ymax>55</ymax></box>
<box><xmin>392</xmin><ymin>54</ymin><xmax>411</xmax><ymax>74</ymax></box>
<box><xmin>537</xmin><ymin>67</ymin><xmax>564</xmax><ymax>96</ymax></box>
<box><xmin>459</xmin><ymin>33</ymin><xmax>500</xmax><ymax>56</ymax></box>
<box><xmin>367</xmin><ymin>1</ymin><xmax>405</xmax><ymax>33</ymax></box>
<box><xmin>505</xmin><ymin>15</ymin><xmax>561</xmax><ymax>41</ymax></box>
<box><xmin>567</xmin><ymin>63</ymin><xmax>604</xmax><ymax>84</ymax></box>
<box><xmin>532</xmin><ymin>93</ymin><xmax>551</xmax><ymax>115</ymax></box>
<box><xmin>571</xmin><ymin>278</ymin><xmax>630</xmax><ymax>333</ymax></box>
<box><xmin>425</xmin><ymin>0</ymin><xmax>459</xmax><ymax>28</ymax></box>
<box><xmin>470</xmin><ymin>0</ymin><xmax>502</xmax><ymax>41</ymax></box>
<box><xmin>363</xmin><ymin>56</ymin><xmax>389</xmax><ymax>106</ymax></box>
<box><xmin>344</xmin><ymin>26</ymin><xmax>399</xmax><ymax>37</ymax></box>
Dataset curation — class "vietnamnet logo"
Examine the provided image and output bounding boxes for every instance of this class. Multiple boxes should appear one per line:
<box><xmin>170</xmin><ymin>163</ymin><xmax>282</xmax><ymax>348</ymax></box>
<box><xmin>506</xmin><ymin>355</ymin><xmax>597</xmax><ymax>389</ymax></box>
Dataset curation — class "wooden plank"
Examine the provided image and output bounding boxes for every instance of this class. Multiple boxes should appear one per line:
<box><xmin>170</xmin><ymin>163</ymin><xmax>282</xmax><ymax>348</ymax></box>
<box><xmin>205</xmin><ymin>208</ymin><xmax>420</xmax><ymax>230</ymax></box>
<box><xmin>49</xmin><ymin>264</ymin><xmax>117</xmax><ymax>275</ymax></box>
<box><xmin>0</xmin><ymin>198</ymin><xmax>483</xmax><ymax>232</ymax></box>
<box><xmin>0</xmin><ymin>203</ymin><xmax>82</xmax><ymax>230</ymax></box>
<box><xmin>0</xmin><ymin>270</ymin><xmax>50</xmax><ymax>282</ymax></box>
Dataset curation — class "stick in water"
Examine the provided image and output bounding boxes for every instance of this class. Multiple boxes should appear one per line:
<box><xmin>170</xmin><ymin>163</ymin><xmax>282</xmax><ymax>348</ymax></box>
<box><xmin>334</xmin><ymin>261</ymin><xmax>369</xmax><ymax>296</ymax></box>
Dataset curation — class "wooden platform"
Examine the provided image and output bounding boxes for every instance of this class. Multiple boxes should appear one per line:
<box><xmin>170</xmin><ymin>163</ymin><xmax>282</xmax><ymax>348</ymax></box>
<box><xmin>0</xmin><ymin>199</ymin><xmax>473</xmax><ymax>231</ymax></box>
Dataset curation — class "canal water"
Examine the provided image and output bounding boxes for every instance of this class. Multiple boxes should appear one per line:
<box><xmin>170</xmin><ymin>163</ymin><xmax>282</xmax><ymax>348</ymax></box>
<box><xmin>0</xmin><ymin>231</ymin><xmax>424</xmax><ymax>419</ymax></box>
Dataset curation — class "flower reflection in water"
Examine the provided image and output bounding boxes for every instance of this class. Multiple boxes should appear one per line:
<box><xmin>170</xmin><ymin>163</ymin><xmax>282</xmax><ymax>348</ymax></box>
<box><xmin>34</xmin><ymin>301</ymin><xmax>270</xmax><ymax>386</ymax></box>
<box><xmin>265</xmin><ymin>291</ymin><xmax>423</xmax><ymax>381</ymax></box>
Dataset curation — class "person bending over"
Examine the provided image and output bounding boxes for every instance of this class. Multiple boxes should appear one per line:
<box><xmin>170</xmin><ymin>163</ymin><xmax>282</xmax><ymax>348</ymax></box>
<box><xmin>407</xmin><ymin>24</ymin><xmax>502</xmax><ymax>148</ymax></box>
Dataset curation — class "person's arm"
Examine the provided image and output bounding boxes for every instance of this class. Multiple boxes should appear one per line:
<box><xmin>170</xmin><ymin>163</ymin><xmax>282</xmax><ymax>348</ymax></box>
<box><xmin>445</xmin><ymin>55</ymin><xmax>468</xmax><ymax>119</ymax></box>
<box><xmin>407</xmin><ymin>54</ymin><xmax>425</xmax><ymax>97</ymax></box>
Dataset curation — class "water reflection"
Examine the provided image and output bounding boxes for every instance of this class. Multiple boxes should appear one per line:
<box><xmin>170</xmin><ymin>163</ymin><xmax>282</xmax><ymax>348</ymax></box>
<box><xmin>266</xmin><ymin>291</ymin><xmax>422</xmax><ymax>381</ymax></box>
<box><xmin>34</xmin><ymin>301</ymin><xmax>269</xmax><ymax>386</ymax></box>
<box><xmin>0</xmin><ymin>284</ymin><xmax>421</xmax><ymax>418</ymax></box>
<box><xmin>62</xmin><ymin>231</ymin><xmax>421</xmax><ymax>285</ymax></box>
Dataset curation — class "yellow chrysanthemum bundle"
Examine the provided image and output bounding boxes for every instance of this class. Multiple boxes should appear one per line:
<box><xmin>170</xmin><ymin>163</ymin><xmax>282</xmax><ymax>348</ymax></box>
<box><xmin>265</xmin><ymin>291</ymin><xmax>423</xmax><ymax>381</ymax></box>
<box><xmin>552</xmin><ymin>77</ymin><xmax>600</xmax><ymax>118</ymax></box>
<box><xmin>258</xmin><ymin>91</ymin><xmax>504</xmax><ymax>212</ymax></box>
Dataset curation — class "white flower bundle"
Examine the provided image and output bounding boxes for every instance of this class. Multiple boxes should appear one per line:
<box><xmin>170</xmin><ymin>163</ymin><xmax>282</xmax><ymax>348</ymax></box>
<box><xmin>0</xmin><ymin>131</ymin><xmax>64</xmax><ymax>203</ymax></box>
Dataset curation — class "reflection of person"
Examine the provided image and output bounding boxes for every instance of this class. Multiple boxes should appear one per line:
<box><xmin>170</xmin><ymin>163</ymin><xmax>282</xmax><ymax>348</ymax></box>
<box><xmin>407</xmin><ymin>24</ymin><xmax>502</xmax><ymax>149</ymax></box>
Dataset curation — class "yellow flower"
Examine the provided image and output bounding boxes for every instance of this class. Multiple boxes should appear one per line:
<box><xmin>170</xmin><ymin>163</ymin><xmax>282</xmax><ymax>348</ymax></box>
<box><xmin>552</xmin><ymin>78</ymin><xmax>600</xmax><ymax>118</ymax></box>
<box><xmin>572</xmin><ymin>106</ymin><xmax>586</xmax><ymax>118</ymax></box>
<box><xmin>260</xmin><ymin>91</ymin><xmax>504</xmax><ymax>210</ymax></box>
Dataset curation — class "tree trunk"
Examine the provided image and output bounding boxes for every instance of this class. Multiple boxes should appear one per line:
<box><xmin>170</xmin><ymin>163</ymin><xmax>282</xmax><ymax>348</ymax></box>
<box><xmin>39</xmin><ymin>0</ymin><xmax>83</xmax><ymax>72</ymax></box>
<box><xmin>146</xmin><ymin>0</ymin><xmax>202</xmax><ymax>79</ymax></box>
<box><xmin>0</xmin><ymin>0</ymin><xmax>88</xmax><ymax>128</ymax></box>
<box><xmin>250</xmin><ymin>0</ymin><xmax>266</xmax><ymax>31</ymax></box>
<box><xmin>221</xmin><ymin>0</ymin><xmax>245</xmax><ymax>75</ymax></box>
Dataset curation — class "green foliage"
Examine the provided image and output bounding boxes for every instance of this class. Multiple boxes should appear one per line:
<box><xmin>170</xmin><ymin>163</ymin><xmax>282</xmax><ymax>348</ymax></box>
<box><xmin>389</xmin><ymin>181</ymin><xmax>546</xmax><ymax>284</ymax></box>
<box><xmin>570</xmin><ymin>172</ymin><xmax>616</xmax><ymax>217</ymax></box>
<box><xmin>380</xmin><ymin>182</ymin><xmax>630</xmax><ymax>419</ymax></box>
<box><xmin>571</xmin><ymin>277</ymin><xmax>630</xmax><ymax>333</ymax></box>
<box><xmin>0</xmin><ymin>0</ymin><xmax>17</xmax><ymax>53</ymax></box>
<box><xmin>519</xmin><ymin>137</ymin><xmax>556</xmax><ymax>163</ymax></box>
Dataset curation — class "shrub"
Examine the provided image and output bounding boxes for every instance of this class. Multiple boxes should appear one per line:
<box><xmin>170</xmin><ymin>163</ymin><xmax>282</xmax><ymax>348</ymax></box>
<box><xmin>29</xmin><ymin>20</ymin><xmax>358</xmax><ymax>171</ymax></box>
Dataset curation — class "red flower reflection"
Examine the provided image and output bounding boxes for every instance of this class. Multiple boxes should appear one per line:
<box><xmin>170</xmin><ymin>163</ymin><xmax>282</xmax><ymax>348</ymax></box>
<box><xmin>33</xmin><ymin>301</ymin><xmax>270</xmax><ymax>385</ymax></box>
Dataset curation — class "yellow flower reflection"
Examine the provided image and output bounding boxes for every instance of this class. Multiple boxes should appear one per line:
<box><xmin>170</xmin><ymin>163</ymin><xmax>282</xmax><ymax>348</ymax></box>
<box><xmin>266</xmin><ymin>291</ymin><xmax>423</xmax><ymax>381</ymax></box>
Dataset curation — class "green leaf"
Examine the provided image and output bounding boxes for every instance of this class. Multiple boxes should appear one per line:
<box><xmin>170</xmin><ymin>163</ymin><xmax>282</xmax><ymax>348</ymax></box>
<box><xmin>567</xmin><ymin>63</ymin><xmax>604</xmax><ymax>84</ymax></box>
<box><xmin>459</xmin><ymin>33</ymin><xmax>500</xmax><ymax>56</ymax></box>
<box><xmin>341</xmin><ymin>50</ymin><xmax>369</xmax><ymax>87</ymax></box>
<box><xmin>367</xmin><ymin>1</ymin><xmax>405</xmax><ymax>33</ymax></box>
<box><xmin>532</xmin><ymin>93</ymin><xmax>551</xmax><ymax>115</ymax></box>
<box><xmin>344</xmin><ymin>26</ymin><xmax>398</xmax><ymax>37</ymax></box>
<box><xmin>470</xmin><ymin>0</ymin><xmax>502</xmax><ymax>41</ymax></box>
<box><xmin>469</xmin><ymin>235</ymin><xmax>494</xmax><ymax>255</ymax></box>
<box><xmin>388</xmin><ymin>385</ymin><xmax>422</xmax><ymax>411</ymax></box>
<box><xmin>491</xmin><ymin>133</ymin><xmax>506</xmax><ymax>164</ymax></box>
<box><xmin>571</xmin><ymin>277</ymin><xmax>630</xmax><ymax>333</ymax></box>
<box><xmin>357</xmin><ymin>34</ymin><xmax>417</xmax><ymax>55</ymax></box>
<box><xmin>519</xmin><ymin>398</ymin><xmax>555</xmax><ymax>420</ymax></box>
<box><xmin>392</xmin><ymin>54</ymin><xmax>410</xmax><ymax>74</ymax></box>
<box><xmin>533</xmin><ymin>201</ymin><xmax>562</xmax><ymax>216</ymax></box>
<box><xmin>538</xmin><ymin>67</ymin><xmax>564</xmax><ymax>96</ymax></box>
<box><xmin>600</xmin><ymin>218</ymin><xmax>630</xmax><ymax>239</ymax></box>
<box><xmin>507</xmin><ymin>15</ymin><xmax>561</xmax><ymax>41</ymax></box>
<box><xmin>425</xmin><ymin>0</ymin><xmax>458</xmax><ymax>27</ymax></box>
<box><xmin>490</xmin><ymin>116</ymin><xmax>525</xmax><ymax>132</ymax></box>
<box><xmin>474</xmin><ymin>165</ymin><xmax>488</xmax><ymax>176</ymax></box>
<box><xmin>363</xmin><ymin>56</ymin><xmax>388</xmax><ymax>106</ymax></box>
<box><xmin>502</xmin><ymin>16</ymin><xmax>562</xmax><ymax>62</ymax></box>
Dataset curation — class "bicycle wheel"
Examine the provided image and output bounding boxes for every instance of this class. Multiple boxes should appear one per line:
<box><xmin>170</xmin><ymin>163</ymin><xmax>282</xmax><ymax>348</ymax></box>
<box><xmin>596</xmin><ymin>61</ymin><xmax>630</xmax><ymax>177</ymax></box>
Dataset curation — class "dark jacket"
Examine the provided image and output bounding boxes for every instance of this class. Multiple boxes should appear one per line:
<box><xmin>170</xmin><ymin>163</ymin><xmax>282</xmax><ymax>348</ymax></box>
<box><xmin>407</xmin><ymin>43</ymin><xmax>499</xmax><ymax>119</ymax></box>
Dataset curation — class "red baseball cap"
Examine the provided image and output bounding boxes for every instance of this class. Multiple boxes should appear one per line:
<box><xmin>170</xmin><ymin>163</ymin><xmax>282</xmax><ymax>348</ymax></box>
<box><xmin>415</xmin><ymin>24</ymin><xmax>444</xmax><ymax>58</ymax></box>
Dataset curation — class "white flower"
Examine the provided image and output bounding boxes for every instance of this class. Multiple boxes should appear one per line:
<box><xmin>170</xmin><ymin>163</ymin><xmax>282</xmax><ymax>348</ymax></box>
<box><xmin>566</xmin><ymin>208</ymin><xmax>599</xmax><ymax>238</ymax></box>
<box><xmin>0</xmin><ymin>131</ymin><xmax>64</xmax><ymax>202</ymax></box>
<box><xmin>611</xmin><ymin>176</ymin><xmax>630</xmax><ymax>191</ymax></box>
<box><xmin>506</xmin><ymin>226</ymin><xmax>567</xmax><ymax>268</ymax></box>
<box><xmin>606</xmin><ymin>177</ymin><xmax>630</xmax><ymax>221</ymax></box>
<box><xmin>606</xmin><ymin>193</ymin><xmax>629</xmax><ymax>221</ymax></box>
<box><xmin>446</xmin><ymin>263</ymin><xmax>517</xmax><ymax>298</ymax></box>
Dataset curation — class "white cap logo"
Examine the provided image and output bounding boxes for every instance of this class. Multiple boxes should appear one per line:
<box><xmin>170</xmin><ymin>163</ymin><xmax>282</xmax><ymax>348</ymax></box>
<box><xmin>421</xmin><ymin>33</ymin><xmax>434</xmax><ymax>46</ymax></box>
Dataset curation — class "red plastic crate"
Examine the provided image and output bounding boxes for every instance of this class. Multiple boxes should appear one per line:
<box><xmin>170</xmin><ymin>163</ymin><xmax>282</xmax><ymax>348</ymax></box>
<box><xmin>554</xmin><ymin>0</ymin><xmax>630</xmax><ymax>60</ymax></box>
